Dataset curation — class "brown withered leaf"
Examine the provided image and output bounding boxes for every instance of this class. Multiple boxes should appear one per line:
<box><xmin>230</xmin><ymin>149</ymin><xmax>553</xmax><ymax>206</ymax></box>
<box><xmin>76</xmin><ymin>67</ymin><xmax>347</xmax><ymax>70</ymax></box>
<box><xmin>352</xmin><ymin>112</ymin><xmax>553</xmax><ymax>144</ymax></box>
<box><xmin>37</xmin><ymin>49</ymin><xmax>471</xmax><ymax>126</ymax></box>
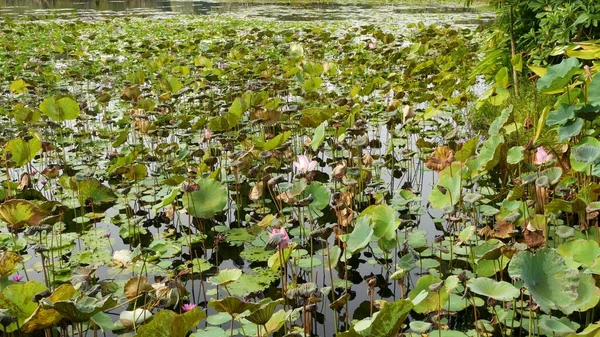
<box><xmin>124</xmin><ymin>276</ymin><xmax>152</xmax><ymax>300</ymax></box>
<box><xmin>492</xmin><ymin>220</ymin><xmax>514</xmax><ymax>239</ymax></box>
<box><xmin>524</xmin><ymin>229</ymin><xmax>545</xmax><ymax>249</ymax></box>
<box><xmin>425</xmin><ymin>146</ymin><xmax>455</xmax><ymax>172</ymax></box>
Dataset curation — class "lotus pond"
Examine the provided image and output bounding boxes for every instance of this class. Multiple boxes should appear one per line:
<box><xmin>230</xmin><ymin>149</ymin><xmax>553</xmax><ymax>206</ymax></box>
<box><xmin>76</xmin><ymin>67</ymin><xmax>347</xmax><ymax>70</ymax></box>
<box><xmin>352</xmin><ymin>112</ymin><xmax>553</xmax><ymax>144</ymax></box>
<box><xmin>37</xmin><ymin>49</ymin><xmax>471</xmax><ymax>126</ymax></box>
<box><xmin>2</xmin><ymin>3</ymin><xmax>600</xmax><ymax>337</ymax></box>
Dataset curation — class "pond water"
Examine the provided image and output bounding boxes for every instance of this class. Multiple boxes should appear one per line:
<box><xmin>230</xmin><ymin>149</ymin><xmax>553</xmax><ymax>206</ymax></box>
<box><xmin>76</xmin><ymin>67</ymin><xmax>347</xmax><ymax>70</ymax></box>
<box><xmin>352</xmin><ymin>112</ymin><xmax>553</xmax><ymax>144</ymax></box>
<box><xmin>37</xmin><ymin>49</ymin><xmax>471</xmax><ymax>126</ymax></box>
<box><xmin>0</xmin><ymin>0</ymin><xmax>495</xmax><ymax>26</ymax></box>
<box><xmin>0</xmin><ymin>3</ymin><xmax>503</xmax><ymax>337</ymax></box>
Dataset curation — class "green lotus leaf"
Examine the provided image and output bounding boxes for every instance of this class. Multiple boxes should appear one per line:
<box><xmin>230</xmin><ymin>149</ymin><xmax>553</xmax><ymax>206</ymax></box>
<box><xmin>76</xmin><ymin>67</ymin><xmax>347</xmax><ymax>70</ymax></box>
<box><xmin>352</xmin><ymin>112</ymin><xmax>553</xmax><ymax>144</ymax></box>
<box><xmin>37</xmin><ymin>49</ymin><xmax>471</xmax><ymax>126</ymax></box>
<box><xmin>429</xmin><ymin>331</ymin><xmax>468</xmax><ymax>337</ymax></box>
<box><xmin>2</xmin><ymin>137</ymin><xmax>42</xmax><ymax>167</ymax></box>
<box><xmin>408</xmin><ymin>275</ymin><xmax>448</xmax><ymax>314</ymax></box>
<box><xmin>508</xmin><ymin>247</ymin><xmax>579</xmax><ymax>314</ymax></box>
<box><xmin>263</xmin><ymin>309</ymin><xmax>289</xmax><ymax>335</ymax></box>
<box><xmin>49</xmin><ymin>295</ymin><xmax>117</xmax><ymax>323</ymax></box>
<box><xmin>590</xmin><ymin>73</ymin><xmax>600</xmax><ymax>106</ymax></box>
<box><xmin>245</xmin><ymin>298</ymin><xmax>283</xmax><ymax>325</ymax></box>
<box><xmin>557</xmin><ymin>239</ymin><xmax>600</xmax><ymax>268</ymax></box>
<box><xmin>322</xmin><ymin>245</ymin><xmax>341</xmax><ymax>270</ymax></box>
<box><xmin>74</xmin><ymin>179</ymin><xmax>117</xmax><ymax>206</ymax></box>
<box><xmin>558</xmin><ymin>118</ymin><xmax>584</xmax><ymax>142</ymax></box>
<box><xmin>572</xmin><ymin>143</ymin><xmax>600</xmax><ymax>166</ymax></box>
<box><xmin>183</xmin><ymin>179</ymin><xmax>227</xmax><ymax>219</ymax></box>
<box><xmin>337</xmin><ymin>299</ymin><xmax>413</xmax><ymax>337</ymax></box>
<box><xmin>22</xmin><ymin>284</ymin><xmax>77</xmax><ymax>333</ymax></box>
<box><xmin>360</xmin><ymin>204</ymin><xmax>400</xmax><ymax>242</ymax></box>
<box><xmin>40</xmin><ymin>97</ymin><xmax>81</xmax><ymax>122</ymax></box>
<box><xmin>429</xmin><ymin>162</ymin><xmax>464</xmax><ymax>209</ymax></box>
<box><xmin>207</xmin><ymin>269</ymin><xmax>242</xmax><ymax>286</ymax></box>
<box><xmin>488</xmin><ymin>105</ymin><xmax>512</xmax><ymax>135</ymax></box>
<box><xmin>536</xmin><ymin>57</ymin><xmax>581</xmax><ymax>93</ymax></box>
<box><xmin>410</xmin><ymin>320</ymin><xmax>432</xmax><ymax>333</ymax></box>
<box><xmin>467</xmin><ymin>277</ymin><xmax>519</xmax><ymax>301</ymax></box>
<box><xmin>134</xmin><ymin>308</ymin><xmax>206</xmax><ymax>337</ymax></box>
<box><xmin>547</xmin><ymin>104</ymin><xmax>577</xmax><ymax>126</ymax></box>
<box><xmin>506</xmin><ymin>146</ymin><xmax>524</xmax><ymax>165</ymax></box>
<box><xmin>311</xmin><ymin>121</ymin><xmax>326</xmax><ymax>151</ymax></box>
<box><xmin>567</xmin><ymin>274</ymin><xmax>600</xmax><ymax>313</ymax></box>
<box><xmin>304</xmin><ymin>182</ymin><xmax>330</xmax><ymax>218</ymax></box>
<box><xmin>209</xmin><ymin>297</ymin><xmax>257</xmax><ymax>317</ymax></box>
<box><xmin>227</xmin><ymin>267</ymin><xmax>278</xmax><ymax>296</ymax></box>
<box><xmin>0</xmin><ymin>281</ymin><xmax>47</xmax><ymax>333</ymax></box>
<box><xmin>340</xmin><ymin>215</ymin><xmax>373</xmax><ymax>255</ymax></box>
<box><xmin>538</xmin><ymin>315</ymin><xmax>579</xmax><ymax>337</ymax></box>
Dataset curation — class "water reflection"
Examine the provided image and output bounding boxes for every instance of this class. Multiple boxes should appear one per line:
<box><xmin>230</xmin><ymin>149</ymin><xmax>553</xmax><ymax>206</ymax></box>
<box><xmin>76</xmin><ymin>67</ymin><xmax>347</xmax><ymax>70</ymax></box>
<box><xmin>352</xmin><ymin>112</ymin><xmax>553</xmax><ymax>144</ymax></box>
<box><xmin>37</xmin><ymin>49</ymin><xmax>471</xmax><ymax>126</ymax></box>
<box><xmin>0</xmin><ymin>0</ymin><xmax>495</xmax><ymax>25</ymax></box>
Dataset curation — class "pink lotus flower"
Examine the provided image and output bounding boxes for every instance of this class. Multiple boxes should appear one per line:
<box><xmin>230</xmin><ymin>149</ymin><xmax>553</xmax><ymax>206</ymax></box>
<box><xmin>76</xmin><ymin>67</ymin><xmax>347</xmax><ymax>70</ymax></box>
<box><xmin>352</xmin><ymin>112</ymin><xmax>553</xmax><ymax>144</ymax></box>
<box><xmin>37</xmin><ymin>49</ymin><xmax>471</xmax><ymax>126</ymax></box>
<box><xmin>204</xmin><ymin>128</ymin><xmax>211</xmax><ymax>140</ymax></box>
<box><xmin>269</xmin><ymin>227</ymin><xmax>290</xmax><ymax>249</ymax></box>
<box><xmin>533</xmin><ymin>147</ymin><xmax>553</xmax><ymax>165</ymax></box>
<box><xmin>11</xmin><ymin>274</ymin><xmax>23</xmax><ymax>282</ymax></box>
<box><xmin>293</xmin><ymin>154</ymin><xmax>317</xmax><ymax>174</ymax></box>
<box><xmin>182</xmin><ymin>303</ymin><xmax>197</xmax><ymax>312</ymax></box>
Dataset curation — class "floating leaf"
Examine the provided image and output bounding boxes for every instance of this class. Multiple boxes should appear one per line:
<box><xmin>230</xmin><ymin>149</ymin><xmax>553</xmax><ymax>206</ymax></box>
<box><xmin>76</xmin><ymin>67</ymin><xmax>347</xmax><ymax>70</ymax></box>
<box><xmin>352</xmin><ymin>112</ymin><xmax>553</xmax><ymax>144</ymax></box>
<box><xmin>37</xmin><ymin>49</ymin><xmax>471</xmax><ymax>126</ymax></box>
<box><xmin>207</xmin><ymin>269</ymin><xmax>242</xmax><ymax>286</ymax></box>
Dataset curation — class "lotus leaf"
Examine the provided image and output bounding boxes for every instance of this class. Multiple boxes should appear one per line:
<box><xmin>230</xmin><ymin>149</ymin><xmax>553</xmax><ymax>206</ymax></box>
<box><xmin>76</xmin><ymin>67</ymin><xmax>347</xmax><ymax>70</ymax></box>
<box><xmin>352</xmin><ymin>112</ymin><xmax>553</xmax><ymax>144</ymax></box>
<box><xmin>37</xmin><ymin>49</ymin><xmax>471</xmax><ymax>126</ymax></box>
<box><xmin>340</xmin><ymin>215</ymin><xmax>373</xmax><ymax>255</ymax></box>
<box><xmin>182</xmin><ymin>179</ymin><xmax>227</xmax><ymax>219</ymax></box>
<box><xmin>408</xmin><ymin>275</ymin><xmax>448</xmax><ymax>314</ymax></box>
<box><xmin>467</xmin><ymin>277</ymin><xmax>519</xmax><ymax>301</ymax></box>
<box><xmin>40</xmin><ymin>97</ymin><xmax>81</xmax><ymax>122</ymax></box>
<box><xmin>0</xmin><ymin>251</ymin><xmax>23</xmax><ymax>278</ymax></box>
<box><xmin>0</xmin><ymin>282</ymin><xmax>44</xmax><ymax>332</ymax></box>
<box><xmin>337</xmin><ymin>299</ymin><xmax>413</xmax><ymax>337</ymax></box>
<box><xmin>537</xmin><ymin>57</ymin><xmax>581</xmax><ymax>93</ymax></box>
<box><xmin>21</xmin><ymin>284</ymin><xmax>77</xmax><ymax>333</ymax></box>
<box><xmin>2</xmin><ymin>137</ymin><xmax>42</xmax><ymax>167</ymax></box>
<box><xmin>508</xmin><ymin>247</ymin><xmax>578</xmax><ymax>314</ymax></box>
<box><xmin>48</xmin><ymin>295</ymin><xmax>117</xmax><ymax>323</ymax></box>
<box><xmin>207</xmin><ymin>269</ymin><xmax>242</xmax><ymax>286</ymax></box>
<box><xmin>134</xmin><ymin>308</ymin><xmax>206</xmax><ymax>337</ymax></box>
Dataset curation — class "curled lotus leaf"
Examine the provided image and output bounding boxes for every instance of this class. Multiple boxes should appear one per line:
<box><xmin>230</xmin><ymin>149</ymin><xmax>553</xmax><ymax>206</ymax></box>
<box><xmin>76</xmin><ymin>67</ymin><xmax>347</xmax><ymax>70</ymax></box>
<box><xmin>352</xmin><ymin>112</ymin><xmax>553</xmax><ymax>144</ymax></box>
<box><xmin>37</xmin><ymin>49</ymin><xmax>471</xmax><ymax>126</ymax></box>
<box><xmin>0</xmin><ymin>251</ymin><xmax>23</xmax><ymax>278</ymax></box>
<box><xmin>22</xmin><ymin>284</ymin><xmax>77</xmax><ymax>333</ymax></box>
<box><xmin>425</xmin><ymin>146</ymin><xmax>455</xmax><ymax>172</ymax></box>
<box><xmin>245</xmin><ymin>298</ymin><xmax>284</xmax><ymax>326</ymax></box>
<box><xmin>208</xmin><ymin>297</ymin><xmax>258</xmax><ymax>317</ymax></box>
<box><xmin>0</xmin><ymin>199</ymin><xmax>45</xmax><ymax>230</ymax></box>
